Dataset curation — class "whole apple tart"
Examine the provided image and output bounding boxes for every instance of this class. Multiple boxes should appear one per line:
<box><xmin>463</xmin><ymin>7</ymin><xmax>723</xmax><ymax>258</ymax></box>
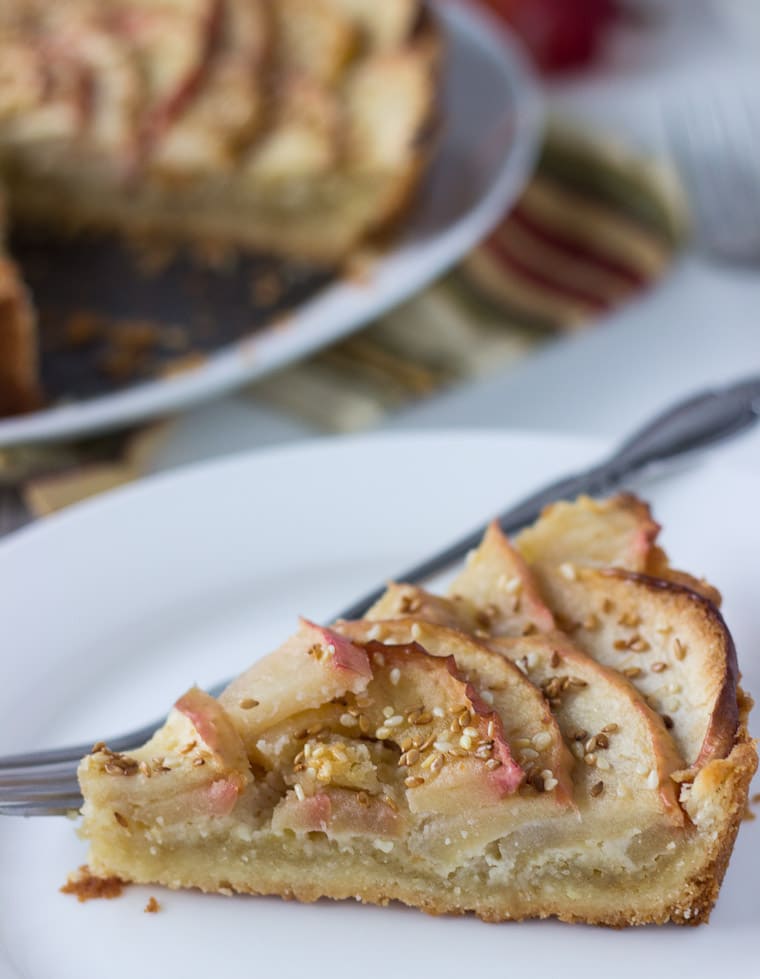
<box><xmin>0</xmin><ymin>0</ymin><xmax>441</xmax><ymax>415</ymax></box>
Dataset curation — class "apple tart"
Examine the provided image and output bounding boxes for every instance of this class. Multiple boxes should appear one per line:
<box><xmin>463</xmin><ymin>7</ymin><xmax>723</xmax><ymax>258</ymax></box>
<box><xmin>0</xmin><ymin>0</ymin><xmax>440</xmax><ymax>415</ymax></box>
<box><xmin>0</xmin><ymin>0</ymin><xmax>440</xmax><ymax>262</ymax></box>
<box><xmin>77</xmin><ymin>494</ymin><xmax>756</xmax><ymax>925</ymax></box>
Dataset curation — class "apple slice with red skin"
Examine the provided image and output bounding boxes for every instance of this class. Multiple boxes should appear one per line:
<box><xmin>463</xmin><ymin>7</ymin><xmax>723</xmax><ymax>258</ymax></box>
<box><xmin>366</xmin><ymin>640</ymin><xmax>524</xmax><ymax>814</ymax></box>
<box><xmin>219</xmin><ymin>619</ymin><xmax>371</xmax><ymax>754</ymax></box>
<box><xmin>515</xmin><ymin>493</ymin><xmax>721</xmax><ymax>605</ymax></box>
<box><xmin>80</xmin><ymin>687</ymin><xmax>252</xmax><ymax>822</ymax></box>
<box><xmin>272</xmin><ymin>786</ymin><xmax>401</xmax><ymax>840</ymax></box>
<box><xmin>340</xmin><ymin>618</ymin><xmax>573</xmax><ymax>809</ymax></box>
<box><xmin>448</xmin><ymin>521</ymin><xmax>555</xmax><ymax>638</ymax></box>
<box><xmin>530</xmin><ymin>567</ymin><xmax>739</xmax><ymax>768</ymax></box>
<box><xmin>342</xmin><ymin>637</ymin><xmax>524</xmax><ymax>814</ymax></box>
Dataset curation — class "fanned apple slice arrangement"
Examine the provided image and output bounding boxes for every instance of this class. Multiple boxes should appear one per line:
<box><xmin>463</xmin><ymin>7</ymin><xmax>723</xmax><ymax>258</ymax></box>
<box><xmin>77</xmin><ymin>495</ymin><xmax>757</xmax><ymax>926</ymax></box>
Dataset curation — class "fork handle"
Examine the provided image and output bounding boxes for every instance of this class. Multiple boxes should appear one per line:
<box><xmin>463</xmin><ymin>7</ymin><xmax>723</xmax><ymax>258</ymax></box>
<box><xmin>337</xmin><ymin>374</ymin><xmax>760</xmax><ymax>620</ymax></box>
<box><xmin>1</xmin><ymin>374</ymin><xmax>759</xmax><ymax>773</ymax></box>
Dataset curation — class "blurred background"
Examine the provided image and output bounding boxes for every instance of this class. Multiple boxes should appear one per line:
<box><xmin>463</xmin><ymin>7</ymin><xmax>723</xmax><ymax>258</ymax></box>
<box><xmin>1</xmin><ymin>0</ymin><xmax>759</xmax><ymax>525</ymax></box>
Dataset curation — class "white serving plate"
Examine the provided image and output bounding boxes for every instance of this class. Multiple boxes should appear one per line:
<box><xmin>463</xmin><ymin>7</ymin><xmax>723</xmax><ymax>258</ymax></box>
<box><xmin>0</xmin><ymin>1</ymin><xmax>541</xmax><ymax>447</ymax></box>
<box><xmin>0</xmin><ymin>430</ymin><xmax>757</xmax><ymax>978</ymax></box>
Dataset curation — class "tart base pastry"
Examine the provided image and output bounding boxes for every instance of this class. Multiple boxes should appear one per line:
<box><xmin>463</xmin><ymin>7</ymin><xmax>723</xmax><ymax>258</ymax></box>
<box><xmin>77</xmin><ymin>495</ymin><xmax>757</xmax><ymax>926</ymax></box>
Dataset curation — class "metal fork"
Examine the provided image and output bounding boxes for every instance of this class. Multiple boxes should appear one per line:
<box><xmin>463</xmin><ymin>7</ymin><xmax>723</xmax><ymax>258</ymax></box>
<box><xmin>2</xmin><ymin>375</ymin><xmax>760</xmax><ymax>816</ymax></box>
<box><xmin>668</xmin><ymin>83</ymin><xmax>760</xmax><ymax>264</ymax></box>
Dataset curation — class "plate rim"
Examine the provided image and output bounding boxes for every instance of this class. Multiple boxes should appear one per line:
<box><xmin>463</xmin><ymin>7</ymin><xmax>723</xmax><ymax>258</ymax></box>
<box><xmin>0</xmin><ymin>427</ymin><xmax>605</xmax><ymax>555</ymax></box>
<box><xmin>0</xmin><ymin>1</ymin><xmax>543</xmax><ymax>447</ymax></box>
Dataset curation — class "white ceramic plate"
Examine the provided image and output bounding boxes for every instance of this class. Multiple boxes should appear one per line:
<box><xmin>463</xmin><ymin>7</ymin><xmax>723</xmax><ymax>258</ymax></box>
<box><xmin>0</xmin><ymin>430</ymin><xmax>758</xmax><ymax>979</ymax></box>
<box><xmin>0</xmin><ymin>1</ymin><xmax>541</xmax><ymax>448</ymax></box>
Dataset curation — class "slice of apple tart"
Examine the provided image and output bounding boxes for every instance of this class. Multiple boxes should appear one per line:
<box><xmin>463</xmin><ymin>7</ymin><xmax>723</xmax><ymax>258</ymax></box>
<box><xmin>77</xmin><ymin>495</ymin><xmax>756</xmax><ymax>926</ymax></box>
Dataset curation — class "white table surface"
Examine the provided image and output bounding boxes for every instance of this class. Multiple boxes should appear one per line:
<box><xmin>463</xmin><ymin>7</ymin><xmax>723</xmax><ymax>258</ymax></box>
<box><xmin>149</xmin><ymin>1</ymin><xmax>760</xmax><ymax>479</ymax></box>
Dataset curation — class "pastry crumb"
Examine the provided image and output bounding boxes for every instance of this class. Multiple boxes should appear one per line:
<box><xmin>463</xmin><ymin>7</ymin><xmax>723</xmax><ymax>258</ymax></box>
<box><xmin>61</xmin><ymin>865</ymin><xmax>125</xmax><ymax>902</ymax></box>
<box><xmin>144</xmin><ymin>896</ymin><xmax>161</xmax><ymax>913</ymax></box>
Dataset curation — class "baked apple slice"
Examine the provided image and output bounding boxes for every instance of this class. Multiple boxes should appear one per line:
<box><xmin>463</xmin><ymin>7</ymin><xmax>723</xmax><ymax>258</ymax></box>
<box><xmin>219</xmin><ymin>619</ymin><xmax>371</xmax><ymax>750</ymax></box>
<box><xmin>79</xmin><ymin>687</ymin><xmax>253</xmax><ymax>827</ymax></box>
<box><xmin>339</xmin><ymin>618</ymin><xmax>573</xmax><ymax>808</ymax></box>
<box><xmin>533</xmin><ymin>567</ymin><xmax>739</xmax><ymax>768</ymax></box>
<box><xmin>516</xmin><ymin>493</ymin><xmax>721</xmax><ymax>605</ymax></box>
<box><xmin>448</xmin><ymin>521</ymin><xmax>555</xmax><ymax>637</ymax></box>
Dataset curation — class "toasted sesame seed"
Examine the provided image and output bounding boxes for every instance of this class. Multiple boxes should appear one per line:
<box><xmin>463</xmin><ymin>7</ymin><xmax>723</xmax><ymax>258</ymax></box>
<box><xmin>399</xmin><ymin>736</ymin><xmax>413</xmax><ymax>752</ymax></box>
<box><xmin>566</xmin><ymin>677</ymin><xmax>588</xmax><ymax>689</ymax></box>
<box><xmin>192</xmin><ymin>757</ymin><xmax>205</xmax><ymax>767</ymax></box>
<box><xmin>584</xmin><ymin>753</ymin><xmax>597</xmax><ymax>766</ymax></box>
<box><xmin>520</xmin><ymin>747</ymin><xmax>539</xmax><ymax>760</ymax></box>
<box><xmin>390</xmin><ymin>667</ymin><xmax>401</xmax><ymax>686</ymax></box>
<box><xmin>405</xmin><ymin>775</ymin><xmax>425</xmax><ymax>789</ymax></box>
<box><xmin>550</xmin><ymin>651</ymin><xmax>561</xmax><ymax>669</ymax></box>
<box><xmin>623</xmin><ymin>666</ymin><xmax>642</xmax><ymax>678</ymax></box>
<box><xmin>559</xmin><ymin>562</ymin><xmax>576</xmax><ymax>581</ymax></box>
<box><xmin>114</xmin><ymin>811</ymin><xmax>128</xmax><ymax>827</ymax></box>
<box><xmin>375</xmin><ymin>726</ymin><xmax>391</xmax><ymax>740</ymax></box>
<box><xmin>340</xmin><ymin>713</ymin><xmax>358</xmax><ymax>727</ymax></box>
<box><xmin>673</xmin><ymin>638</ymin><xmax>686</xmax><ymax>660</ymax></box>
<box><xmin>463</xmin><ymin>726</ymin><xmax>479</xmax><ymax>739</ymax></box>
<box><xmin>358</xmin><ymin>715</ymin><xmax>371</xmax><ymax>735</ymax></box>
<box><xmin>602</xmin><ymin>723</ymin><xmax>619</xmax><ymax>733</ymax></box>
<box><xmin>373</xmin><ymin>652</ymin><xmax>386</xmax><ymax>667</ymax></box>
<box><xmin>590</xmin><ymin>780</ymin><xmax>605</xmax><ymax>797</ymax></box>
<box><xmin>386</xmin><ymin>715</ymin><xmax>404</xmax><ymax>728</ymax></box>
<box><xmin>651</xmin><ymin>661</ymin><xmax>667</xmax><ymax>673</ymax></box>
<box><xmin>595</xmin><ymin>733</ymin><xmax>609</xmax><ymax>749</ymax></box>
<box><xmin>382</xmin><ymin>706</ymin><xmax>394</xmax><ymax>719</ymax></box>
<box><xmin>458</xmin><ymin>709</ymin><xmax>472</xmax><ymax>728</ymax></box>
<box><xmin>532</xmin><ymin>731</ymin><xmax>552</xmax><ymax>751</ymax></box>
<box><xmin>459</xmin><ymin>735</ymin><xmax>473</xmax><ymax>751</ymax></box>
<box><xmin>486</xmin><ymin>759</ymin><xmax>502</xmax><ymax>771</ymax></box>
<box><xmin>585</xmin><ymin>736</ymin><xmax>598</xmax><ymax>753</ymax></box>
<box><xmin>629</xmin><ymin>637</ymin><xmax>650</xmax><ymax>652</ymax></box>
<box><xmin>583</xmin><ymin>613</ymin><xmax>599</xmax><ymax>631</ymax></box>
<box><xmin>432</xmin><ymin>707</ymin><xmax>445</xmax><ymax>718</ymax></box>
<box><xmin>405</xmin><ymin>747</ymin><xmax>420</xmax><ymax>766</ymax></box>
<box><xmin>434</xmin><ymin>740</ymin><xmax>453</xmax><ymax>753</ymax></box>
<box><xmin>487</xmin><ymin>719</ymin><xmax>496</xmax><ymax>739</ymax></box>
<box><xmin>614</xmin><ymin>639</ymin><xmax>629</xmax><ymax>651</ymax></box>
<box><xmin>543</xmin><ymin>776</ymin><xmax>558</xmax><ymax>792</ymax></box>
<box><xmin>646</xmin><ymin>770</ymin><xmax>659</xmax><ymax>789</ymax></box>
<box><xmin>383</xmin><ymin>795</ymin><xmax>399</xmax><ymax>812</ymax></box>
<box><xmin>294</xmin><ymin>784</ymin><xmax>305</xmax><ymax>802</ymax></box>
<box><xmin>430</xmin><ymin>753</ymin><xmax>445</xmax><ymax>774</ymax></box>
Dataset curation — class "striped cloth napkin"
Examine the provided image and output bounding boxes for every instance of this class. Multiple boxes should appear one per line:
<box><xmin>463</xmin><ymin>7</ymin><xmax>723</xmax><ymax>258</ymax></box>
<box><xmin>7</xmin><ymin>123</ymin><xmax>685</xmax><ymax>520</ymax></box>
<box><xmin>252</xmin><ymin>123</ymin><xmax>685</xmax><ymax>432</ymax></box>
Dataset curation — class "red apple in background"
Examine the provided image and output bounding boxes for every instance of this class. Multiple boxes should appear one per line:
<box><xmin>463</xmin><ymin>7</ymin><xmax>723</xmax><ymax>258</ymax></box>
<box><xmin>474</xmin><ymin>0</ymin><xmax>620</xmax><ymax>73</ymax></box>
